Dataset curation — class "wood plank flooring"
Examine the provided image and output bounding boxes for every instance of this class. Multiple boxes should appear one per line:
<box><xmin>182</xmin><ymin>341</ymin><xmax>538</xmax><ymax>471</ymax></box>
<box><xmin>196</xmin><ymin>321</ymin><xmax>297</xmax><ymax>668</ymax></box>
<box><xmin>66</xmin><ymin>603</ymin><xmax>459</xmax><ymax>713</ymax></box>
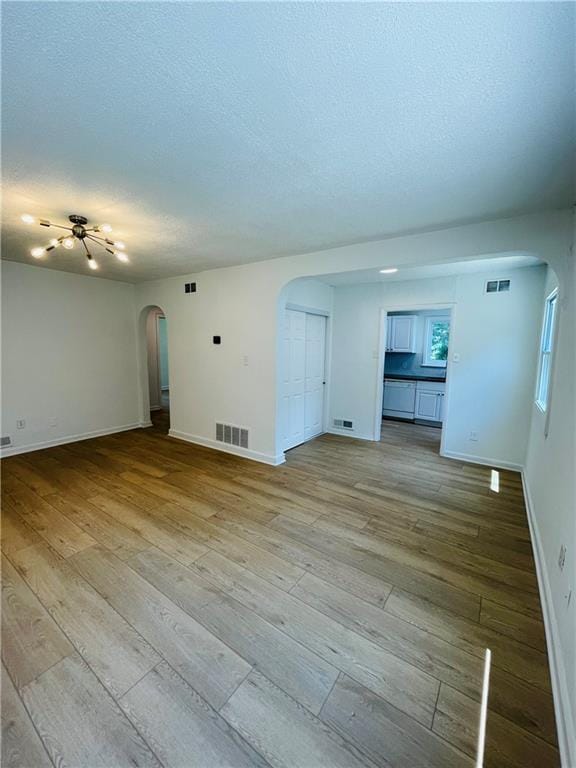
<box><xmin>1</xmin><ymin>420</ymin><xmax>559</xmax><ymax>767</ymax></box>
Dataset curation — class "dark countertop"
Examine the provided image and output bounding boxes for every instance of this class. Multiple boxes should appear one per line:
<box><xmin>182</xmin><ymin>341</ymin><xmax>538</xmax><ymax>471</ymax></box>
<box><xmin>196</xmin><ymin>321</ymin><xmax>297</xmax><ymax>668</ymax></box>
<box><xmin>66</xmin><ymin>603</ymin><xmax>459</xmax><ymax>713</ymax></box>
<box><xmin>384</xmin><ymin>374</ymin><xmax>446</xmax><ymax>383</ymax></box>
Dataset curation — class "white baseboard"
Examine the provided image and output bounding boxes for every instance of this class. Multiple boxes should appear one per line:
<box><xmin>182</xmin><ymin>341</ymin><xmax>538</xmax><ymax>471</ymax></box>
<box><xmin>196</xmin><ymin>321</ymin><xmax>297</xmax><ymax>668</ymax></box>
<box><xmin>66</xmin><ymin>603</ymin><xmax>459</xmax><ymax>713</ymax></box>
<box><xmin>168</xmin><ymin>429</ymin><xmax>285</xmax><ymax>466</ymax></box>
<box><xmin>522</xmin><ymin>471</ymin><xmax>575</xmax><ymax>768</ymax></box>
<box><xmin>0</xmin><ymin>422</ymin><xmax>145</xmax><ymax>458</ymax></box>
<box><xmin>149</xmin><ymin>405</ymin><xmax>162</xmax><ymax>412</ymax></box>
<box><xmin>326</xmin><ymin>428</ymin><xmax>375</xmax><ymax>441</ymax></box>
<box><xmin>440</xmin><ymin>448</ymin><xmax>522</xmax><ymax>472</ymax></box>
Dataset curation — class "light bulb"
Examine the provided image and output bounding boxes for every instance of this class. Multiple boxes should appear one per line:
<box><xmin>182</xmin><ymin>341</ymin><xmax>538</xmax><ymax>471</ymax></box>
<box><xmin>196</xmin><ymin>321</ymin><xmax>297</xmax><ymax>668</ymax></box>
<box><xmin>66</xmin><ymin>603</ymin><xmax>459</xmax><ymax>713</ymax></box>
<box><xmin>87</xmin><ymin>255</ymin><xmax>98</xmax><ymax>270</ymax></box>
<box><xmin>113</xmin><ymin>241</ymin><xmax>125</xmax><ymax>250</ymax></box>
<box><xmin>49</xmin><ymin>238</ymin><xmax>60</xmax><ymax>247</ymax></box>
<box><xmin>30</xmin><ymin>247</ymin><xmax>45</xmax><ymax>258</ymax></box>
<box><xmin>379</xmin><ymin>268</ymin><xmax>398</xmax><ymax>274</ymax></box>
<box><xmin>21</xmin><ymin>213</ymin><xmax>35</xmax><ymax>225</ymax></box>
<box><xmin>62</xmin><ymin>237</ymin><xmax>75</xmax><ymax>249</ymax></box>
<box><xmin>115</xmin><ymin>251</ymin><xmax>129</xmax><ymax>263</ymax></box>
<box><xmin>100</xmin><ymin>223</ymin><xmax>112</xmax><ymax>233</ymax></box>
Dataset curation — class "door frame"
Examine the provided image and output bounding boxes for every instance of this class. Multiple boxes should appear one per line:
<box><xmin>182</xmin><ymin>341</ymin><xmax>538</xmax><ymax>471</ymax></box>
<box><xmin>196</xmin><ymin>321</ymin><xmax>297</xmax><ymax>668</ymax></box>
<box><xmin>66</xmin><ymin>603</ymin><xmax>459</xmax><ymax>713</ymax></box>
<box><xmin>283</xmin><ymin>303</ymin><xmax>331</xmax><ymax>452</ymax></box>
<box><xmin>156</xmin><ymin>313</ymin><xmax>168</xmax><ymax>394</ymax></box>
<box><xmin>375</xmin><ymin>302</ymin><xmax>456</xmax><ymax>457</ymax></box>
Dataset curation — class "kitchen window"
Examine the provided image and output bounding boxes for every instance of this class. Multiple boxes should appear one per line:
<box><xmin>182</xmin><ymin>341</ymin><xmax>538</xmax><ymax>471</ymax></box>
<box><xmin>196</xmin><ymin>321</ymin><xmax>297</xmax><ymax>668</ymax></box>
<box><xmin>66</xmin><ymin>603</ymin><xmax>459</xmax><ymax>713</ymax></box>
<box><xmin>423</xmin><ymin>316</ymin><xmax>450</xmax><ymax>367</ymax></box>
<box><xmin>535</xmin><ymin>288</ymin><xmax>558</xmax><ymax>412</ymax></box>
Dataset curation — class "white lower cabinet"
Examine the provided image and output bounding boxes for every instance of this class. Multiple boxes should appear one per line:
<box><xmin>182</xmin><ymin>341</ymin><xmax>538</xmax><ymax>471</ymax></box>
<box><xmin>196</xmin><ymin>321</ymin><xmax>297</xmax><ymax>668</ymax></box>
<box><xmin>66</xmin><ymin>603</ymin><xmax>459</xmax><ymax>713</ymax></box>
<box><xmin>415</xmin><ymin>381</ymin><xmax>445</xmax><ymax>423</ymax></box>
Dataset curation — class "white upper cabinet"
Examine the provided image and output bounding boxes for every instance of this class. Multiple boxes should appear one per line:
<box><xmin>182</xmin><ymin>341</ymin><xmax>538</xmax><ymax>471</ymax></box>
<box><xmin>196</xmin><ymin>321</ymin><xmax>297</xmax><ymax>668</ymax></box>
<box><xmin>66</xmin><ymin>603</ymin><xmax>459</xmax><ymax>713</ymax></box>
<box><xmin>385</xmin><ymin>315</ymin><xmax>417</xmax><ymax>353</ymax></box>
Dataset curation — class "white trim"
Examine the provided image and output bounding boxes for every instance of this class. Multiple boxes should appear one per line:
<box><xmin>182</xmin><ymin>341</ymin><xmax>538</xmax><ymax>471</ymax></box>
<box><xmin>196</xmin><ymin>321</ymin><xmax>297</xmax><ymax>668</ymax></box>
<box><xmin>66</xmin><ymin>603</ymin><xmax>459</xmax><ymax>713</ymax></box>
<box><xmin>535</xmin><ymin>287</ymin><xmax>559</xmax><ymax>417</ymax></box>
<box><xmin>0</xmin><ymin>422</ymin><xmax>145</xmax><ymax>458</ymax></box>
<box><xmin>149</xmin><ymin>405</ymin><xmax>162</xmax><ymax>412</ymax></box>
<box><xmin>522</xmin><ymin>471</ymin><xmax>575</xmax><ymax>768</ymax></box>
<box><xmin>285</xmin><ymin>302</ymin><xmax>330</xmax><ymax>317</ymax></box>
<box><xmin>326</xmin><ymin>428</ymin><xmax>374</xmax><ymax>441</ymax></box>
<box><xmin>168</xmin><ymin>429</ymin><xmax>285</xmax><ymax>466</ymax></box>
<box><xmin>440</xmin><ymin>449</ymin><xmax>523</xmax><ymax>472</ymax></box>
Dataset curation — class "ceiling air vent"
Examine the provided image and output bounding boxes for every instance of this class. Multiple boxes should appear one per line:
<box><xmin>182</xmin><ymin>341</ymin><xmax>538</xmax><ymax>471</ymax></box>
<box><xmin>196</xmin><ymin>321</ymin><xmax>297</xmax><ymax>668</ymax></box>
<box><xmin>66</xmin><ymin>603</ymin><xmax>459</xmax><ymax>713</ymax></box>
<box><xmin>485</xmin><ymin>279</ymin><xmax>510</xmax><ymax>294</ymax></box>
<box><xmin>216</xmin><ymin>422</ymin><xmax>249</xmax><ymax>449</ymax></box>
<box><xmin>333</xmin><ymin>419</ymin><xmax>353</xmax><ymax>429</ymax></box>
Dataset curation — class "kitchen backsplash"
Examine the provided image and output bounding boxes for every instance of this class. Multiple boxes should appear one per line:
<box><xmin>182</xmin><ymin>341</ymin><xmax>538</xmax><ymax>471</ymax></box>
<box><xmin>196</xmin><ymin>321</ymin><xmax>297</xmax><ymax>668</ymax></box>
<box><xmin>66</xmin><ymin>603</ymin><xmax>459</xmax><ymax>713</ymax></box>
<box><xmin>384</xmin><ymin>351</ymin><xmax>446</xmax><ymax>379</ymax></box>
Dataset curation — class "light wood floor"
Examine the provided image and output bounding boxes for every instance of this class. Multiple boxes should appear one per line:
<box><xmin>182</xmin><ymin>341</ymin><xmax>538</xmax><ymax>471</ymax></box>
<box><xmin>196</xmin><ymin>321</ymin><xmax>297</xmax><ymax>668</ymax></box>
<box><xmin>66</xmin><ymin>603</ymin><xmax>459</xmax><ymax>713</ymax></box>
<box><xmin>1</xmin><ymin>421</ymin><xmax>559</xmax><ymax>767</ymax></box>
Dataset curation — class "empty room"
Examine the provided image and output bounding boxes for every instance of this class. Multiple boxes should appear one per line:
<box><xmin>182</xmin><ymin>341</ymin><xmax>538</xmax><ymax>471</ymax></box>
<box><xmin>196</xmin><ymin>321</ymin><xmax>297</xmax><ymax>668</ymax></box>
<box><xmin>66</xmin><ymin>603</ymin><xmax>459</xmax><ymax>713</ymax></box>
<box><xmin>1</xmin><ymin>3</ymin><xmax>575</xmax><ymax>768</ymax></box>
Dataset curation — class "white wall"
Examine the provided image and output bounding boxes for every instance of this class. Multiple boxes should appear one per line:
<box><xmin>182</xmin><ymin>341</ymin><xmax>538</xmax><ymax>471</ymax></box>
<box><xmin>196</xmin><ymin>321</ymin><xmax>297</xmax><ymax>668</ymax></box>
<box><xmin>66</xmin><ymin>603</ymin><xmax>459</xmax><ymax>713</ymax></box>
<box><xmin>329</xmin><ymin>267</ymin><xmax>545</xmax><ymax>467</ymax></box>
<box><xmin>282</xmin><ymin>277</ymin><xmax>333</xmax><ymax>314</ymax></box>
<box><xmin>1</xmin><ymin>261</ymin><xmax>140</xmax><ymax>454</ymax></box>
<box><xmin>133</xmin><ymin>211</ymin><xmax>571</xmax><ymax>464</ymax></box>
<box><xmin>524</xmin><ymin>242</ymin><xmax>576</xmax><ymax>763</ymax></box>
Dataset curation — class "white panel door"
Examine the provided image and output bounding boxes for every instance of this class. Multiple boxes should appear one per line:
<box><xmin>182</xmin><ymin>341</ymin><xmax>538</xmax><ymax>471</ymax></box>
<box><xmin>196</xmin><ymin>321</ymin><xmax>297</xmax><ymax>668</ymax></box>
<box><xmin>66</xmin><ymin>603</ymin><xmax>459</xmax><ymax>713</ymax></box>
<box><xmin>304</xmin><ymin>314</ymin><xmax>326</xmax><ymax>440</ymax></box>
<box><xmin>282</xmin><ymin>310</ymin><xmax>326</xmax><ymax>451</ymax></box>
<box><xmin>282</xmin><ymin>309</ymin><xmax>306</xmax><ymax>450</ymax></box>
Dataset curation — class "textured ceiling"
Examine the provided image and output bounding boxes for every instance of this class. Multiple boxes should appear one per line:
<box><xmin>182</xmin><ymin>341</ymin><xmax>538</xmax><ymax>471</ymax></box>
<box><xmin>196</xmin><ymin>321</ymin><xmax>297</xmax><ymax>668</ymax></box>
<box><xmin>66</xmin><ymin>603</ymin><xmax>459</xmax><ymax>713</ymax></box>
<box><xmin>2</xmin><ymin>2</ymin><xmax>574</xmax><ymax>282</ymax></box>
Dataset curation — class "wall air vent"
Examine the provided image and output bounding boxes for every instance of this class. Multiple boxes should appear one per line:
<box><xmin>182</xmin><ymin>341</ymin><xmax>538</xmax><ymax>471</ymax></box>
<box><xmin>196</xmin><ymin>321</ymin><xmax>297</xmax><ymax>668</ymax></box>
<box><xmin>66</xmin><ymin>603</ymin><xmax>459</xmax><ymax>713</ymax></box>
<box><xmin>216</xmin><ymin>422</ymin><xmax>249</xmax><ymax>448</ymax></box>
<box><xmin>184</xmin><ymin>282</ymin><xmax>197</xmax><ymax>294</ymax></box>
<box><xmin>333</xmin><ymin>419</ymin><xmax>353</xmax><ymax>429</ymax></box>
<box><xmin>0</xmin><ymin>436</ymin><xmax>11</xmax><ymax>447</ymax></box>
<box><xmin>485</xmin><ymin>279</ymin><xmax>511</xmax><ymax>294</ymax></box>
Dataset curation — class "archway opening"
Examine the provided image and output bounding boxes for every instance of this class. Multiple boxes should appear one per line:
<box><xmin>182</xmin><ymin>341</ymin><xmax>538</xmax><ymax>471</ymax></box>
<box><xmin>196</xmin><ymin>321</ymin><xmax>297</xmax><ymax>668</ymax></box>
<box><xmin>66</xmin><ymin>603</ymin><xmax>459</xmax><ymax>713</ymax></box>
<box><xmin>140</xmin><ymin>305</ymin><xmax>170</xmax><ymax>435</ymax></box>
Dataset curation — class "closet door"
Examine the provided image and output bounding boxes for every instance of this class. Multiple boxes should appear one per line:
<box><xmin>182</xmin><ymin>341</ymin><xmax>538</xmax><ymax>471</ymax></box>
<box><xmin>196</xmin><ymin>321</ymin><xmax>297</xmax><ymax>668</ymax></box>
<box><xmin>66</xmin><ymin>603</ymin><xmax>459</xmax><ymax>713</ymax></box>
<box><xmin>304</xmin><ymin>313</ymin><xmax>326</xmax><ymax>440</ymax></box>
<box><xmin>281</xmin><ymin>309</ymin><xmax>306</xmax><ymax>451</ymax></box>
<box><xmin>282</xmin><ymin>310</ymin><xmax>326</xmax><ymax>451</ymax></box>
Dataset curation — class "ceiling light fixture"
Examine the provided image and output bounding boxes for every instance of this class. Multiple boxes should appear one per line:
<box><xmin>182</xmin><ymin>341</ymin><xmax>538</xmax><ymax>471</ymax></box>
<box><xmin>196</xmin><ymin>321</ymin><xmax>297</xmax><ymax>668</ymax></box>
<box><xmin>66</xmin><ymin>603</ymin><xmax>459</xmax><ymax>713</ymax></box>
<box><xmin>379</xmin><ymin>268</ymin><xmax>398</xmax><ymax>274</ymax></box>
<box><xmin>23</xmin><ymin>214</ymin><xmax>128</xmax><ymax>271</ymax></box>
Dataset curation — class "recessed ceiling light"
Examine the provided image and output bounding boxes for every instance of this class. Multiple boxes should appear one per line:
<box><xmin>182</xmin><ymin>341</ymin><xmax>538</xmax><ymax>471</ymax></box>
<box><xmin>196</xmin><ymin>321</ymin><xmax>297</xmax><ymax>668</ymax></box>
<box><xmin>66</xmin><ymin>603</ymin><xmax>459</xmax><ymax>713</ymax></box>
<box><xmin>379</xmin><ymin>268</ymin><xmax>398</xmax><ymax>274</ymax></box>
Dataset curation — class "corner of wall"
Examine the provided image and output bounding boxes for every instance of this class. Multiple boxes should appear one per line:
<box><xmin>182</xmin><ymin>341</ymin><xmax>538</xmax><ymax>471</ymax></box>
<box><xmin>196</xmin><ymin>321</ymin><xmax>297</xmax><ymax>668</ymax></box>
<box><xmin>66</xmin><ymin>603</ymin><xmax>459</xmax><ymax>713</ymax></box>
<box><xmin>521</xmin><ymin>471</ymin><xmax>576</xmax><ymax>768</ymax></box>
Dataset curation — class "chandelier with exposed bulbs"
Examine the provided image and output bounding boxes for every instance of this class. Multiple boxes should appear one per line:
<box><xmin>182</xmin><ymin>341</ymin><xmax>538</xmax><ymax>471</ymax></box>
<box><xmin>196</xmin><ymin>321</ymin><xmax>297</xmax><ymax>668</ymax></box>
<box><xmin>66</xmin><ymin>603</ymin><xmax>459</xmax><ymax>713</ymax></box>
<box><xmin>21</xmin><ymin>213</ymin><xmax>129</xmax><ymax>271</ymax></box>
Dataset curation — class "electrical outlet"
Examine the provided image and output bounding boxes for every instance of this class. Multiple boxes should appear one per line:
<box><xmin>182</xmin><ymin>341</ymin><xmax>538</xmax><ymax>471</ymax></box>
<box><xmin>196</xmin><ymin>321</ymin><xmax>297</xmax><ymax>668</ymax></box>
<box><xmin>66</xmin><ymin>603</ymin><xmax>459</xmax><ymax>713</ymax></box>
<box><xmin>558</xmin><ymin>544</ymin><xmax>567</xmax><ymax>571</ymax></box>
<box><xmin>48</xmin><ymin>417</ymin><xmax>58</xmax><ymax>428</ymax></box>
<box><xmin>16</xmin><ymin>419</ymin><xmax>25</xmax><ymax>430</ymax></box>
<box><xmin>469</xmin><ymin>431</ymin><xmax>479</xmax><ymax>442</ymax></box>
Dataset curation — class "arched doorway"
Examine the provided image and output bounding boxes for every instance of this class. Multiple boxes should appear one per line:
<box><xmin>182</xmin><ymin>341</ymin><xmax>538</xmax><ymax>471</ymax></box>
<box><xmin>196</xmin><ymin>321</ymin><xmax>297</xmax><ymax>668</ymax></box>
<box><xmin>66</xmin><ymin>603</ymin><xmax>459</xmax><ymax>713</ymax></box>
<box><xmin>140</xmin><ymin>305</ymin><xmax>170</xmax><ymax>434</ymax></box>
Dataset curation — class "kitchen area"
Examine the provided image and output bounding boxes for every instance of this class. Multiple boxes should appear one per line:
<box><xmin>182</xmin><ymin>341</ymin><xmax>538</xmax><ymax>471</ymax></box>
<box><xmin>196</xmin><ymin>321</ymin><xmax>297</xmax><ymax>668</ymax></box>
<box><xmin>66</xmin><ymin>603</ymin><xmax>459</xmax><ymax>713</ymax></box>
<box><xmin>383</xmin><ymin>310</ymin><xmax>451</xmax><ymax>427</ymax></box>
